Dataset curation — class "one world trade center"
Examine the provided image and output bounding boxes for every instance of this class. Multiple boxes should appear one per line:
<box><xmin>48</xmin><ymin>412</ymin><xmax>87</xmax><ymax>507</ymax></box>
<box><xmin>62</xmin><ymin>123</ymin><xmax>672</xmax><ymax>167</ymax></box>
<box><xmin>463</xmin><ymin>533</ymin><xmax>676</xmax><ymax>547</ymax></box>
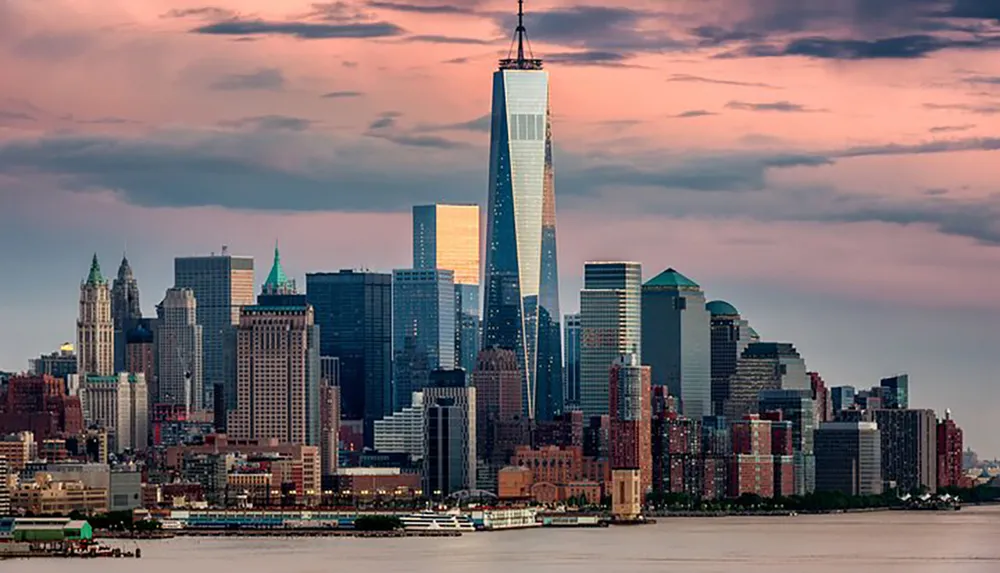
<box><xmin>483</xmin><ymin>1</ymin><xmax>562</xmax><ymax>421</ymax></box>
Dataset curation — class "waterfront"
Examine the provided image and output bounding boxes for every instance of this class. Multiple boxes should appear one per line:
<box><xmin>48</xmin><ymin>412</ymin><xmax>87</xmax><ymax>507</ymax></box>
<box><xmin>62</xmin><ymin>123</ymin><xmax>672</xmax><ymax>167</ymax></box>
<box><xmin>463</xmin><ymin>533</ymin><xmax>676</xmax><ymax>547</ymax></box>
<box><xmin>9</xmin><ymin>506</ymin><xmax>999</xmax><ymax>572</ymax></box>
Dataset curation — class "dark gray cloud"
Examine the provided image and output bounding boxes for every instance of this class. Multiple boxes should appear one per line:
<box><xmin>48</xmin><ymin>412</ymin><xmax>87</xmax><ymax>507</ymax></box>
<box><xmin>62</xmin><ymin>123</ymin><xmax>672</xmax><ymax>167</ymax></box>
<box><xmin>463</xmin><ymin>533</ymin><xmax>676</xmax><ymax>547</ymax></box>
<box><xmin>667</xmin><ymin>74</ymin><xmax>780</xmax><ymax>89</ymax></box>
<box><xmin>162</xmin><ymin>7</ymin><xmax>236</xmax><ymax>20</ymax></box>
<box><xmin>321</xmin><ymin>90</ymin><xmax>364</xmax><ymax>98</ymax></box>
<box><xmin>546</xmin><ymin>51</ymin><xmax>638</xmax><ymax>67</ymax></box>
<box><xmin>404</xmin><ymin>34</ymin><xmax>495</xmax><ymax>44</ymax></box>
<box><xmin>966</xmin><ymin>75</ymin><xmax>1000</xmax><ymax>85</ymax></box>
<box><xmin>71</xmin><ymin>116</ymin><xmax>139</xmax><ymax>125</ymax></box>
<box><xmin>726</xmin><ymin>100</ymin><xmax>825</xmax><ymax>112</ymax></box>
<box><xmin>0</xmin><ymin>111</ymin><xmax>36</xmax><ymax>122</ymax></box>
<box><xmin>835</xmin><ymin>137</ymin><xmax>1000</xmax><ymax>158</ymax></box>
<box><xmin>368</xmin><ymin>112</ymin><xmax>399</xmax><ymax>130</ymax></box>
<box><xmin>924</xmin><ymin>102</ymin><xmax>1000</xmax><ymax>114</ymax></box>
<box><xmin>191</xmin><ymin>19</ymin><xmax>404</xmax><ymax>39</ymax></box>
<box><xmin>496</xmin><ymin>6</ymin><xmax>683</xmax><ymax>53</ymax></box>
<box><xmin>209</xmin><ymin>68</ymin><xmax>286</xmax><ymax>91</ymax></box>
<box><xmin>946</xmin><ymin>0</ymin><xmax>1000</xmax><ymax>20</ymax></box>
<box><xmin>367</xmin><ymin>1</ymin><xmax>477</xmax><ymax>15</ymax></box>
<box><xmin>12</xmin><ymin>31</ymin><xmax>94</xmax><ymax>60</ymax></box>
<box><xmin>366</xmin><ymin>132</ymin><xmax>467</xmax><ymax>149</ymax></box>
<box><xmin>717</xmin><ymin>34</ymin><xmax>1000</xmax><ymax>60</ymax></box>
<box><xmin>929</xmin><ymin>124</ymin><xmax>976</xmax><ymax>133</ymax></box>
<box><xmin>673</xmin><ymin>110</ymin><xmax>716</xmax><ymax>118</ymax></box>
<box><xmin>417</xmin><ymin>114</ymin><xmax>492</xmax><ymax>133</ymax></box>
<box><xmin>218</xmin><ymin>115</ymin><xmax>316</xmax><ymax>132</ymax></box>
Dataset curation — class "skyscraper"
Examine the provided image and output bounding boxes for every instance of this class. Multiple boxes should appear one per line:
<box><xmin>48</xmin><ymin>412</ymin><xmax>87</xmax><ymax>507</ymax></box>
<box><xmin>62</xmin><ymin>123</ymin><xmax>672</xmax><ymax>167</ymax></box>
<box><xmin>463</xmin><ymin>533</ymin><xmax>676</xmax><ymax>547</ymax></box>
<box><xmin>392</xmin><ymin>268</ymin><xmax>456</xmax><ymax>409</ymax></box>
<box><xmin>174</xmin><ymin>249</ymin><xmax>254</xmax><ymax>409</ymax></box>
<box><xmin>936</xmin><ymin>410</ymin><xmax>963</xmax><ymax>489</ymax></box>
<box><xmin>413</xmin><ymin>204</ymin><xmax>481</xmax><ymax>375</ymax></box>
<box><xmin>641</xmin><ymin>269</ymin><xmax>712</xmax><ymax>419</ymax></box>
<box><xmin>482</xmin><ymin>2</ymin><xmax>562</xmax><ymax>422</ymax></box>
<box><xmin>156</xmin><ymin>288</ymin><xmax>203</xmax><ymax>412</ymax></box>
<box><xmin>306</xmin><ymin>270</ymin><xmax>391</xmax><ymax>445</ymax></box>
<box><xmin>707</xmin><ymin>300</ymin><xmax>755</xmax><ymax>416</ymax></box>
<box><xmin>79</xmin><ymin>373</ymin><xmax>148</xmax><ymax>453</ymax></box>
<box><xmin>609</xmin><ymin>354</ymin><xmax>652</xmax><ymax>495</ymax></box>
<box><xmin>472</xmin><ymin>347</ymin><xmax>527</xmax><ymax>491</ymax></box>
<box><xmin>759</xmin><ymin>389</ymin><xmax>817</xmax><ymax>495</ymax></box>
<box><xmin>77</xmin><ymin>254</ymin><xmax>114</xmax><ymax>377</ymax></box>
<box><xmin>869</xmin><ymin>408</ymin><xmax>937</xmax><ymax>492</ymax></box>
<box><xmin>111</xmin><ymin>254</ymin><xmax>142</xmax><ymax>373</ymax></box>
<box><xmin>423</xmin><ymin>385</ymin><xmax>476</xmax><ymax>496</ymax></box>
<box><xmin>814</xmin><ymin>421</ymin><xmax>882</xmax><ymax>496</ymax></box>
<box><xmin>229</xmin><ymin>252</ymin><xmax>320</xmax><ymax>446</ymax></box>
<box><xmin>579</xmin><ymin>262</ymin><xmax>642</xmax><ymax>418</ymax></box>
<box><xmin>879</xmin><ymin>374</ymin><xmax>909</xmax><ymax>409</ymax></box>
<box><xmin>724</xmin><ymin>342</ymin><xmax>809</xmax><ymax>420</ymax></box>
<box><xmin>830</xmin><ymin>386</ymin><xmax>856</xmax><ymax>413</ymax></box>
<box><xmin>563</xmin><ymin>313</ymin><xmax>581</xmax><ymax>409</ymax></box>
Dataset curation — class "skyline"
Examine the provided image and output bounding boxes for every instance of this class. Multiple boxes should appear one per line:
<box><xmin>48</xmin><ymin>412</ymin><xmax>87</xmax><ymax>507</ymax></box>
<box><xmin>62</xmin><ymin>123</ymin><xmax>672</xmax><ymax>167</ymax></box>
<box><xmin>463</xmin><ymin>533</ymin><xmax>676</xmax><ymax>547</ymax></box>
<box><xmin>1</xmin><ymin>0</ymin><xmax>999</xmax><ymax>456</ymax></box>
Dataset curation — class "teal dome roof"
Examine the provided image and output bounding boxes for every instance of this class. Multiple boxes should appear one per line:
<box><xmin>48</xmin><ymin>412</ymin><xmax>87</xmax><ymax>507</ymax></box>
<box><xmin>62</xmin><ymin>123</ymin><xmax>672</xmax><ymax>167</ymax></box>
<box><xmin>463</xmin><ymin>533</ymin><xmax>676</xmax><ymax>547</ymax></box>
<box><xmin>644</xmin><ymin>268</ymin><xmax>699</xmax><ymax>289</ymax></box>
<box><xmin>706</xmin><ymin>300</ymin><xmax>739</xmax><ymax>316</ymax></box>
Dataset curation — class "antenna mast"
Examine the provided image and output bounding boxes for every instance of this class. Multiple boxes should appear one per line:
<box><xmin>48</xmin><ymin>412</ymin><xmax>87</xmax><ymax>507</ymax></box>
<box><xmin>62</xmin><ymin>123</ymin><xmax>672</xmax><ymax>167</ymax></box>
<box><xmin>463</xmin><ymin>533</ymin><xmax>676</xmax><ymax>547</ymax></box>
<box><xmin>500</xmin><ymin>0</ymin><xmax>543</xmax><ymax>70</ymax></box>
<box><xmin>516</xmin><ymin>0</ymin><xmax>525</xmax><ymax>64</ymax></box>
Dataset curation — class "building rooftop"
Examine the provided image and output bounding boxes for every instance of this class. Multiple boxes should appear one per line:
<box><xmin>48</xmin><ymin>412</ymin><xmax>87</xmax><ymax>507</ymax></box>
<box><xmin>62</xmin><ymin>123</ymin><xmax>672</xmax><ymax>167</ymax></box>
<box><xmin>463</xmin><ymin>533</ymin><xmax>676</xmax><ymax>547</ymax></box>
<box><xmin>706</xmin><ymin>300</ymin><xmax>739</xmax><ymax>316</ymax></box>
<box><xmin>85</xmin><ymin>253</ymin><xmax>105</xmax><ymax>285</ymax></box>
<box><xmin>644</xmin><ymin>268</ymin><xmax>700</xmax><ymax>289</ymax></box>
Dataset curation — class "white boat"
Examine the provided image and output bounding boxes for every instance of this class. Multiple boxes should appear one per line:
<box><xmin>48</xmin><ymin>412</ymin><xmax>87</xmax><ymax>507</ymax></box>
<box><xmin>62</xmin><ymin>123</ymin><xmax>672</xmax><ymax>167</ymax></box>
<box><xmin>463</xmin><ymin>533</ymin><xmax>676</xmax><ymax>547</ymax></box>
<box><xmin>399</xmin><ymin>511</ymin><xmax>476</xmax><ymax>532</ymax></box>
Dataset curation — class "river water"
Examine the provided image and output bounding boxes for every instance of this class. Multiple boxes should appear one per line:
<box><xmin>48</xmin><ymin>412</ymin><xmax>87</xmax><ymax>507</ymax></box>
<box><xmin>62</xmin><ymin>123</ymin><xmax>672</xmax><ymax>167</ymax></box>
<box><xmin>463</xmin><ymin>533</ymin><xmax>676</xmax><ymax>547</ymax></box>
<box><xmin>11</xmin><ymin>506</ymin><xmax>1000</xmax><ymax>573</ymax></box>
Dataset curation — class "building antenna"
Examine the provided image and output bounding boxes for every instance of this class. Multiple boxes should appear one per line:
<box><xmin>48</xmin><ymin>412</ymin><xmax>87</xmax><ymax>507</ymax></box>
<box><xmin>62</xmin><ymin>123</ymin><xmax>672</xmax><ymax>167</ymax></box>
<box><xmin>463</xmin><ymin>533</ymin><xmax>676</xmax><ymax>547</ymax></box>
<box><xmin>516</xmin><ymin>0</ymin><xmax>525</xmax><ymax>65</ymax></box>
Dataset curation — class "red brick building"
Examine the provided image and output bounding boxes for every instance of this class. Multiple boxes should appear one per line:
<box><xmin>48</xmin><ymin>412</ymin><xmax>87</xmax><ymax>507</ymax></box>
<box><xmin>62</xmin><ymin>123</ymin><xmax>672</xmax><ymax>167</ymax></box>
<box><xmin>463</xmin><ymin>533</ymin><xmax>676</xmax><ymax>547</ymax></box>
<box><xmin>729</xmin><ymin>415</ymin><xmax>775</xmax><ymax>498</ymax></box>
<box><xmin>936</xmin><ymin>411</ymin><xmax>964</xmax><ymax>489</ymax></box>
<box><xmin>609</xmin><ymin>355</ymin><xmax>652</xmax><ymax>494</ymax></box>
<box><xmin>505</xmin><ymin>445</ymin><xmax>607</xmax><ymax>505</ymax></box>
<box><xmin>809</xmin><ymin>372</ymin><xmax>833</xmax><ymax>423</ymax></box>
<box><xmin>0</xmin><ymin>374</ymin><xmax>83</xmax><ymax>439</ymax></box>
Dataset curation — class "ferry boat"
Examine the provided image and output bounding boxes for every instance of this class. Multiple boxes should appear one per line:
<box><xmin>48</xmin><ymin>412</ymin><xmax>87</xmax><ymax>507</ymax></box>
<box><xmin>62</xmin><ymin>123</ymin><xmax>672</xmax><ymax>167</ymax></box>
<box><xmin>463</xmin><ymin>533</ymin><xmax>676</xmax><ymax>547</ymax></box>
<box><xmin>399</xmin><ymin>511</ymin><xmax>476</xmax><ymax>532</ymax></box>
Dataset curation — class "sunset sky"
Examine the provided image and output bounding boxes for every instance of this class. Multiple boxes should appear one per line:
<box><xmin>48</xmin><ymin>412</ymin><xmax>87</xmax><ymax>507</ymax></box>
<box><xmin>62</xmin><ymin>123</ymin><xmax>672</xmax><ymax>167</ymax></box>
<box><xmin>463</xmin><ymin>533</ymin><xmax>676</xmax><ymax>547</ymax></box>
<box><xmin>1</xmin><ymin>1</ymin><xmax>999</xmax><ymax>455</ymax></box>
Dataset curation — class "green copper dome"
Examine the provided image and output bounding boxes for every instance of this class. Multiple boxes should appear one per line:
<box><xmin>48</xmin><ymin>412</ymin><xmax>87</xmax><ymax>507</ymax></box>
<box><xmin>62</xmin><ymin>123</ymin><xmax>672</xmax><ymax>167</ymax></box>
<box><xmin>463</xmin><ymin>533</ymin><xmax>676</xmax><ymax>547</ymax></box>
<box><xmin>86</xmin><ymin>253</ymin><xmax>106</xmax><ymax>285</ymax></box>
<box><xmin>706</xmin><ymin>300</ymin><xmax>739</xmax><ymax>316</ymax></box>
<box><xmin>644</xmin><ymin>267</ymin><xmax>699</xmax><ymax>289</ymax></box>
<box><xmin>262</xmin><ymin>242</ymin><xmax>296</xmax><ymax>295</ymax></box>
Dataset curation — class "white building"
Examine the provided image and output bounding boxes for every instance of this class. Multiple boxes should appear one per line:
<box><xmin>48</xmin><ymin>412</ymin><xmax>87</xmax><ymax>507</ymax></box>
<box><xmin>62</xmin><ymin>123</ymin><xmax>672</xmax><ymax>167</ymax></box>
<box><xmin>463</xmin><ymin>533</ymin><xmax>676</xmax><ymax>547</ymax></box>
<box><xmin>80</xmin><ymin>373</ymin><xmax>148</xmax><ymax>453</ymax></box>
<box><xmin>156</xmin><ymin>287</ymin><xmax>203</xmax><ymax>411</ymax></box>
<box><xmin>77</xmin><ymin>254</ymin><xmax>114</xmax><ymax>377</ymax></box>
<box><xmin>374</xmin><ymin>392</ymin><xmax>425</xmax><ymax>461</ymax></box>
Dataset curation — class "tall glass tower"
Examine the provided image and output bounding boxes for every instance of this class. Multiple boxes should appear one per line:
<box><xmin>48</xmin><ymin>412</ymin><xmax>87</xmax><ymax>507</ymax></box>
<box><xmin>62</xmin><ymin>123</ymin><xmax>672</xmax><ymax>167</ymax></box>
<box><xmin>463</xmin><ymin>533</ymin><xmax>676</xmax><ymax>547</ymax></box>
<box><xmin>483</xmin><ymin>0</ymin><xmax>562</xmax><ymax>421</ymax></box>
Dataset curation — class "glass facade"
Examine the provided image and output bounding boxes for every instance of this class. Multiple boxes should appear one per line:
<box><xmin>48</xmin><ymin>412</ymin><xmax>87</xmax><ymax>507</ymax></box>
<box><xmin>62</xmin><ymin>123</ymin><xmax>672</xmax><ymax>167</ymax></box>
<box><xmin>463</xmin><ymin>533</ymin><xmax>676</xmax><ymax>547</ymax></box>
<box><xmin>412</xmin><ymin>205</ymin><xmax>482</xmax><ymax>376</ymax></box>
<box><xmin>392</xmin><ymin>269</ymin><xmax>456</xmax><ymax>410</ymax></box>
<box><xmin>563</xmin><ymin>313</ymin><xmax>581</xmax><ymax>409</ymax></box>
<box><xmin>641</xmin><ymin>270</ymin><xmax>712</xmax><ymax>419</ymax></box>
<box><xmin>305</xmin><ymin>271</ymin><xmax>392</xmax><ymax>446</ymax></box>
<box><xmin>579</xmin><ymin>262</ymin><xmax>642</xmax><ymax>419</ymax></box>
<box><xmin>174</xmin><ymin>254</ymin><xmax>255</xmax><ymax>410</ymax></box>
<box><xmin>724</xmin><ymin>342</ymin><xmax>809</xmax><ymax>421</ymax></box>
<box><xmin>483</xmin><ymin>66</ymin><xmax>562</xmax><ymax>421</ymax></box>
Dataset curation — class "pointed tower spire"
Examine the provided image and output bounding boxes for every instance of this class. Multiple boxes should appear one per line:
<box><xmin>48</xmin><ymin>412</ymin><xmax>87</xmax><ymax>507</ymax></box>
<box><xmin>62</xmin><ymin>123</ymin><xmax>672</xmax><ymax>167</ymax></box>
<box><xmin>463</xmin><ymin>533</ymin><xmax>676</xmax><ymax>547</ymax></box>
<box><xmin>501</xmin><ymin>0</ymin><xmax>542</xmax><ymax>70</ymax></box>
<box><xmin>86</xmin><ymin>253</ymin><xmax>105</xmax><ymax>285</ymax></box>
<box><xmin>262</xmin><ymin>240</ymin><xmax>295</xmax><ymax>295</ymax></box>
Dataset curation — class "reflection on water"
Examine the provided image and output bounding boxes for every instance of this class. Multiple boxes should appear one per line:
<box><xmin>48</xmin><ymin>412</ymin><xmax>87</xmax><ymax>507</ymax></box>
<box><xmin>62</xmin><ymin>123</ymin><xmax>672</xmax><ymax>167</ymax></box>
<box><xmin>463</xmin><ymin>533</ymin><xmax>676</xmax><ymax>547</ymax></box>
<box><xmin>13</xmin><ymin>506</ymin><xmax>1000</xmax><ymax>573</ymax></box>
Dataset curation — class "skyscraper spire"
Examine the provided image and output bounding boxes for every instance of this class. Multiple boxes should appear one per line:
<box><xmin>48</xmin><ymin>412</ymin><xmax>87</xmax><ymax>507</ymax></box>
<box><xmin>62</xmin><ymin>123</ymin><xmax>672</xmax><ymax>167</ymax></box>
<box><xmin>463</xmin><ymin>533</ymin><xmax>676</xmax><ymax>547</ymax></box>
<box><xmin>262</xmin><ymin>240</ymin><xmax>296</xmax><ymax>295</ymax></box>
<box><xmin>501</xmin><ymin>0</ymin><xmax>542</xmax><ymax>70</ymax></box>
<box><xmin>86</xmin><ymin>253</ymin><xmax>105</xmax><ymax>285</ymax></box>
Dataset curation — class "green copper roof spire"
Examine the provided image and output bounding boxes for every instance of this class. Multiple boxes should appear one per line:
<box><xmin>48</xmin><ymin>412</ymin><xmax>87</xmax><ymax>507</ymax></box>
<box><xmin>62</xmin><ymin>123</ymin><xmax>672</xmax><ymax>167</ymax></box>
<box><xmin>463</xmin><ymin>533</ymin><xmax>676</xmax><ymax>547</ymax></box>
<box><xmin>86</xmin><ymin>253</ymin><xmax>106</xmax><ymax>285</ymax></box>
<box><xmin>262</xmin><ymin>241</ymin><xmax>295</xmax><ymax>295</ymax></box>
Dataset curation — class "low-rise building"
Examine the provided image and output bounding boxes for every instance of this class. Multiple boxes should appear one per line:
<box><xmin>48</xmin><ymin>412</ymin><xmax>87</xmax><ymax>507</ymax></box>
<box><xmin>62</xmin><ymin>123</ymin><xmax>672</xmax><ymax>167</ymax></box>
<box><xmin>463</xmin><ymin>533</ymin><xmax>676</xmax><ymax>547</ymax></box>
<box><xmin>12</xmin><ymin>474</ymin><xmax>108</xmax><ymax>515</ymax></box>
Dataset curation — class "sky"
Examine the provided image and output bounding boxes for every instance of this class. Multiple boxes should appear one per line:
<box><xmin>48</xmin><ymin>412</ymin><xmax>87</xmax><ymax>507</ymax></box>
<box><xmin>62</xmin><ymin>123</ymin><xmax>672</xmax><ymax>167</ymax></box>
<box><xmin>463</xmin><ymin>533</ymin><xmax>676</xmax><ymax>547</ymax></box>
<box><xmin>1</xmin><ymin>0</ymin><xmax>999</xmax><ymax>456</ymax></box>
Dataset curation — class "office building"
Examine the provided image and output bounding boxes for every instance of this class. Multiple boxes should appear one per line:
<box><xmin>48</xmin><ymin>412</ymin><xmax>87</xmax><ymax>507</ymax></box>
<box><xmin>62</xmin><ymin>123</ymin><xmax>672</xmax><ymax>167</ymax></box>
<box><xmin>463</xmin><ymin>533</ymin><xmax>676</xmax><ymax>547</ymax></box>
<box><xmin>79</xmin><ymin>374</ymin><xmax>148</xmax><ymax>452</ymax></box>
<box><xmin>29</xmin><ymin>344</ymin><xmax>77</xmax><ymax>383</ymax></box>
<box><xmin>306</xmin><ymin>270</ymin><xmax>391</xmax><ymax>445</ymax></box>
<box><xmin>609</xmin><ymin>355</ymin><xmax>652</xmax><ymax>495</ymax></box>
<box><xmin>814</xmin><ymin>421</ymin><xmax>883</xmax><ymax>495</ymax></box>
<box><xmin>174</xmin><ymin>248</ymin><xmax>255</xmax><ymax>411</ymax></box>
<box><xmin>642</xmin><ymin>269</ymin><xmax>711</xmax><ymax>419</ymax></box>
<box><xmin>412</xmin><ymin>204</ymin><xmax>481</xmax><ymax>375</ymax></box>
<box><xmin>77</xmin><ymin>254</ymin><xmax>114</xmax><ymax>377</ymax></box>
<box><xmin>759</xmin><ymin>389</ymin><xmax>816</xmax><ymax>495</ymax></box>
<box><xmin>374</xmin><ymin>392</ymin><xmax>426</xmax><ymax>461</ymax></box>
<box><xmin>392</xmin><ymin>268</ymin><xmax>456</xmax><ymax>409</ymax></box>
<box><xmin>320</xmin><ymin>381</ymin><xmax>340</xmax><ymax>479</ymax></box>
<box><xmin>880</xmin><ymin>374</ymin><xmax>909</xmax><ymax>409</ymax></box>
<box><xmin>563</xmin><ymin>313</ymin><xmax>581</xmax><ymax>409</ymax></box>
<box><xmin>724</xmin><ymin>342</ymin><xmax>808</xmax><ymax>420</ymax></box>
<box><xmin>707</xmin><ymin>301</ymin><xmax>754</xmax><ymax>417</ymax></box>
<box><xmin>320</xmin><ymin>356</ymin><xmax>340</xmax><ymax>387</ymax></box>
<box><xmin>482</xmin><ymin>3</ymin><xmax>563</xmax><ymax>423</ymax></box>
<box><xmin>936</xmin><ymin>410</ymin><xmax>964</xmax><ymax>489</ymax></box>
<box><xmin>229</xmin><ymin>252</ymin><xmax>320</xmax><ymax>446</ymax></box>
<box><xmin>579</xmin><ymin>262</ymin><xmax>642</xmax><ymax>418</ymax></box>
<box><xmin>809</xmin><ymin>372</ymin><xmax>833</xmax><ymax>423</ymax></box>
<box><xmin>111</xmin><ymin>254</ymin><xmax>142</xmax><ymax>373</ymax></box>
<box><xmin>0</xmin><ymin>456</ymin><xmax>9</xmax><ymax>515</ymax></box>
<box><xmin>156</xmin><ymin>288</ymin><xmax>203</xmax><ymax>411</ymax></box>
<box><xmin>423</xmin><ymin>385</ymin><xmax>476</xmax><ymax>497</ymax></box>
<box><xmin>473</xmin><ymin>348</ymin><xmax>527</xmax><ymax>491</ymax></box>
<box><xmin>869</xmin><ymin>409</ymin><xmax>937</xmax><ymax>492</ymax></box>
<box><xmin>124</xmin><ymin>321</ymin><xmax>155</xmax><ymax>392</ymax></box>
<box><xmin>831</xmin><ymin>386</ymin><xmax>856</xmax><ymax>413</ymax></box>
